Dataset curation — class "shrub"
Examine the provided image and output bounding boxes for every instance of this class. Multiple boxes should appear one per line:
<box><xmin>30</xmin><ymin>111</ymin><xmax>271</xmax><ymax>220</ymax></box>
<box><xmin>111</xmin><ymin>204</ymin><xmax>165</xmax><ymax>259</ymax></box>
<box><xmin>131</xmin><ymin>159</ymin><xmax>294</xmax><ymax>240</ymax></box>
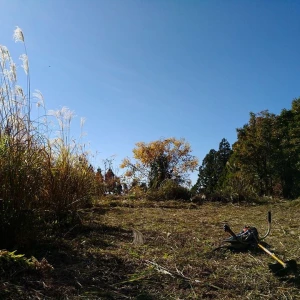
<box><xmin>160</xmin><ymin>179</ymin><xmax>191</xmax><ymax>200</ymax></box>
<box><xmin>146</xmin><ymin>179</ymin><xmax>191</xmax><ymax>201</ymax></box>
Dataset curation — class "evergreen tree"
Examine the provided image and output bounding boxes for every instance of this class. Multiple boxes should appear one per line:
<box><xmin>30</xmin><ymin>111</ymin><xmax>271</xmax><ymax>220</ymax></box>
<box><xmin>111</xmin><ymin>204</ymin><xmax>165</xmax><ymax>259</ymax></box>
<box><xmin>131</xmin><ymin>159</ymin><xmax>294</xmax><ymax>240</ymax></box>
<box><xmin>193</xmin><ymin>138</ymin><xmax>232</xmax><ymax>195</ymax></box>
<box><xmin>194</xmin><ymin>149</ymin><xmax>218</xmax><ymax>194</ymax></box>
<box><xmin>216</xmin><ymin>138</ymin><xmax>232</xmax><ymax>187</ymax></box>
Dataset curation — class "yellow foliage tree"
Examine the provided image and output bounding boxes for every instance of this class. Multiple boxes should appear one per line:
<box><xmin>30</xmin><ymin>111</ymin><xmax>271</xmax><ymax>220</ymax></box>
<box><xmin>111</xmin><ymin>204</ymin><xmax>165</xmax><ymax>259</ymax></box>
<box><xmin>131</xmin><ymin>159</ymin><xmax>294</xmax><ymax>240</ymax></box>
<box><xmin>120</xmin><ymin>138</ymin><xmax>198</xmax><ymax>188</ymax></box>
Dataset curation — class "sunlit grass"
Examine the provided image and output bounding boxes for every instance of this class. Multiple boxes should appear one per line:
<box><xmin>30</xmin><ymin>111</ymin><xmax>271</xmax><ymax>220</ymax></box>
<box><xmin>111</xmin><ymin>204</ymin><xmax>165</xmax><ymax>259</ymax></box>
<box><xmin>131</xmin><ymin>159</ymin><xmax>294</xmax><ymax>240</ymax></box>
<box><xmin>3</xmin><ymin>200</ymin><xmax>299</xmax><ymax>299</ymax></box>
<box><xmin>0</xmin><ymin>27</ymin><xmax>95</xmax><ymax>249</ymax></box>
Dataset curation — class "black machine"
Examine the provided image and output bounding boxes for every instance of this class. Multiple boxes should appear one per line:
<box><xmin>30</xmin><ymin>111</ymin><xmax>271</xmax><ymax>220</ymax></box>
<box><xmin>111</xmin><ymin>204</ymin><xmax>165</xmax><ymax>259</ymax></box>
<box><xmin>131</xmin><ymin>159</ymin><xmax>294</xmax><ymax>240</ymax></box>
<box><xmin>215</xmin><ymin>211</ymin><xmax>298</xmax><ymax>275</ymax></box>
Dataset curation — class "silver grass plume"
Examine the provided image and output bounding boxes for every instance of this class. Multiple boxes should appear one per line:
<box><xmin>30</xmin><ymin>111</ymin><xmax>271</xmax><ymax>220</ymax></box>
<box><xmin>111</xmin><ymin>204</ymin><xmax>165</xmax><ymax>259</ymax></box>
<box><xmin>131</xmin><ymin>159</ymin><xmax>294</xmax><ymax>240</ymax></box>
<box><xmin>19</xmin><ymin>54</ymin><xmax>29</xmax><ymax>75</ymax></box>
<box><xmin>13</xmin><ymin>26</ymin><xmax>25</xmax><ymax>43</ymax></box>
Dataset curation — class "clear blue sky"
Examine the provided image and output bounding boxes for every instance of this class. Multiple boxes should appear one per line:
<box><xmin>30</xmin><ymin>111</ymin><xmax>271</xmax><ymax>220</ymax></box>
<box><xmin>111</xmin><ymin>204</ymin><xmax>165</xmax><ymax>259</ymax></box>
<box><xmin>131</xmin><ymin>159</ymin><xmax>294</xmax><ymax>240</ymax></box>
<box><xmin>1</xmin><ymin>0</ymin><xmax>299</xmax><ymax>184</ymax></box>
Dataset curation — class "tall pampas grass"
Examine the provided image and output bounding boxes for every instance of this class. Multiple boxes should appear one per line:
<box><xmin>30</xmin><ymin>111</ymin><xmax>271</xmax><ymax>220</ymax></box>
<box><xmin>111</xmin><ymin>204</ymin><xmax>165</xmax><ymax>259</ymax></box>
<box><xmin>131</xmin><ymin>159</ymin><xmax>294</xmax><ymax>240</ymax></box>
<box><xmin>0</xmin><ymin>27</ymin><xmax>96</xmax><ymax>248</ymax></box>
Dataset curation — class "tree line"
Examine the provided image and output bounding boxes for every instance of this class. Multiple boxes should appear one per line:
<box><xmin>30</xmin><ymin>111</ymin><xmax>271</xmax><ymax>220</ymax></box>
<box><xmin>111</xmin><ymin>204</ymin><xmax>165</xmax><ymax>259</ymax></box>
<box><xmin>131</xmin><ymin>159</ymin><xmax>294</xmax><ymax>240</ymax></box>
<box><xmin>115</xmin><ymin>98</ymin><xmax>300</xmax><ymax>201</ymax></box>
<box><xmin>192</xmin><ymin>98</ymin><xmax>300</xmax><ymax>200</ymax></box>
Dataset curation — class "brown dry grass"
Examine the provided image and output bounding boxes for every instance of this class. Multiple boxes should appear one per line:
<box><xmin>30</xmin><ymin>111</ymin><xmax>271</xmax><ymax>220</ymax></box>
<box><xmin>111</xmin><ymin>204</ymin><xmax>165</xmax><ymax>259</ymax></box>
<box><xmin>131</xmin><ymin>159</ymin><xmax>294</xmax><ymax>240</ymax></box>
<box><xmin>1</xmin><ymin>198</ymin><xmax>300</xmax><ymax>299</ymax></box>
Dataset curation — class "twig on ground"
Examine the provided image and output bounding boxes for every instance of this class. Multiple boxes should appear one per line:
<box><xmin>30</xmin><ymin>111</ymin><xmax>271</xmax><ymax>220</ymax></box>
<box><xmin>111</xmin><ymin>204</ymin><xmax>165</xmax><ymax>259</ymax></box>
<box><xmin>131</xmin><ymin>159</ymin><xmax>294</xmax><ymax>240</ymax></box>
<box><xmin>145</xmin><ymin>260</ymin><xmax>175</xmax><ymax>277</ymax></box>
<box><xmin>145</xmin><ymin>260</ymin><xmax>196</xmax><ymax>282</ymax></box>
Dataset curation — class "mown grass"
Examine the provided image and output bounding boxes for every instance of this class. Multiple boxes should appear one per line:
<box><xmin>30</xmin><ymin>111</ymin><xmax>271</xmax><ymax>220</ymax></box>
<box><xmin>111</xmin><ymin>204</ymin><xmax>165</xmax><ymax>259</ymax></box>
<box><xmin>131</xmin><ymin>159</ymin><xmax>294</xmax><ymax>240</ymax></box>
<box><xmin>1</xmin><ymin>199</ymin><xmax>299</xmax><ymax>299</ymax></box>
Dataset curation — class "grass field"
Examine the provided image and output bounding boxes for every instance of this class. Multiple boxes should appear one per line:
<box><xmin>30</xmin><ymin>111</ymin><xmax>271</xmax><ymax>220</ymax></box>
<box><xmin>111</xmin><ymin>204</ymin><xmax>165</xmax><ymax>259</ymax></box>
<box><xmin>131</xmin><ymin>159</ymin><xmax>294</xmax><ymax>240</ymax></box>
<box><xmin>1</xmin><ymin>198</ymin><xmax>300</xmax><ymax>299</ymax></box>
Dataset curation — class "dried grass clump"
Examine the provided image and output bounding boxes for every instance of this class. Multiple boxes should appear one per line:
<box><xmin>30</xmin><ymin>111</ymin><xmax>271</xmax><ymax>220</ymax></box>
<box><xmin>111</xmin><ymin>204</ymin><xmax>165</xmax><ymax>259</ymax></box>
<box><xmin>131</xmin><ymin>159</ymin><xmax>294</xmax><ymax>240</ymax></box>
<box><xmin>0</xmin><ymin>27</ymin><xmax>95</xmax><ymax>248</ymax></box>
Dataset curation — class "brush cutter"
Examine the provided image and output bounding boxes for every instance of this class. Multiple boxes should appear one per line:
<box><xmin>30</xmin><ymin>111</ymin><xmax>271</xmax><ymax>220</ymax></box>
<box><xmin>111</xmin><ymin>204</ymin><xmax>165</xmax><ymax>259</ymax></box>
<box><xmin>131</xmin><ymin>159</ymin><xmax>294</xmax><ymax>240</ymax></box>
<box><xmin>214</xmin><ymin>211</ymin><xmax>298</xmax><ymax>275</ymax></box>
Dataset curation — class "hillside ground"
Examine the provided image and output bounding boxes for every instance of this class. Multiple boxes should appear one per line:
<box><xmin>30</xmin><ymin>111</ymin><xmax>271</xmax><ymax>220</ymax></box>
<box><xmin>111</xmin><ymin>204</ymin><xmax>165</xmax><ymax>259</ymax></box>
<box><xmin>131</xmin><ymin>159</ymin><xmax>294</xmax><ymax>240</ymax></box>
<box><xmin>1</xmin><ymin>198</ymin><xmax>300</xmax><ymax>299</ymax></box>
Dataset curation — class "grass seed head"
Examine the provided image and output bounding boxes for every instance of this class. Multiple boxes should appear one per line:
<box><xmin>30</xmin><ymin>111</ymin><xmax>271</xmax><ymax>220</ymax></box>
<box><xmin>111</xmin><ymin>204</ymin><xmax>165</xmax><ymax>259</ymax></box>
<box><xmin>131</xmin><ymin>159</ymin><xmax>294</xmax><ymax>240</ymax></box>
<box><xmin>13</xmin><ymin>26</ymin><xmax>25</xmax><ymax>43</ymax></box>
<box><xmin>19</xmin><ymin>54</ymin><xmax>29</xmax><ymax>75</ymax></box>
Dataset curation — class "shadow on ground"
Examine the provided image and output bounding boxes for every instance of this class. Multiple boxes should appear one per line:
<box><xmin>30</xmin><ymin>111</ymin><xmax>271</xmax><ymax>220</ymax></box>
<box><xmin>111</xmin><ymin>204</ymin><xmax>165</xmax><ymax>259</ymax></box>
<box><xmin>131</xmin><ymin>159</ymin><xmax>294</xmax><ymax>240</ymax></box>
<box><xmin>1</xmin><ymin>215</ymin><xmax>156</xmax><ymax>299</ymax></box>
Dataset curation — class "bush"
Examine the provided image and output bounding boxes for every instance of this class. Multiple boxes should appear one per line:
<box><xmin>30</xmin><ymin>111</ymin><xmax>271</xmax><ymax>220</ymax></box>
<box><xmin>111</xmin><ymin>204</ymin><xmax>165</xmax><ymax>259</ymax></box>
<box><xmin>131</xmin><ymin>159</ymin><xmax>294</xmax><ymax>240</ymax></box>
<box><xmin>126</xmin><ymin>186</ymin><xmax>145</xmax><ymax>200</ymax></box>
<box><xmin>146</xmin><ymin>180</ymin><xmax>191</xmax><ymax>201</ymax></box>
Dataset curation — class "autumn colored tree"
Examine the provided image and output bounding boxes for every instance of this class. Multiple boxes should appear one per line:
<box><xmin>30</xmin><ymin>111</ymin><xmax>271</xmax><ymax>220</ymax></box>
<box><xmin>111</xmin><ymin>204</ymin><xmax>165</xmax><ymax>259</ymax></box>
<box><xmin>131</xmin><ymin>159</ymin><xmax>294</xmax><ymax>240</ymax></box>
<box><xmin>95</xmin><ymin>168</ymin><xmax>105</xmax><ymax>196</ymax></box>
<box><xmin>105</xmin><ymin>168</ymin><xmax>115</xmax><ymax>184</ymax></box>
<box><xmin>95</xmin><ymin>168</ymin><xmax>104</xmax><ymax>183</ymax></box>
<box><xmin>120</xmin><ymin>137</ymin><xmax>198</xmax><ymax>188</ymax></box>
<box><xmin>104</xmin><ymin>168</ymin><xmax>122</xmax><ymax>194</ymax></box>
